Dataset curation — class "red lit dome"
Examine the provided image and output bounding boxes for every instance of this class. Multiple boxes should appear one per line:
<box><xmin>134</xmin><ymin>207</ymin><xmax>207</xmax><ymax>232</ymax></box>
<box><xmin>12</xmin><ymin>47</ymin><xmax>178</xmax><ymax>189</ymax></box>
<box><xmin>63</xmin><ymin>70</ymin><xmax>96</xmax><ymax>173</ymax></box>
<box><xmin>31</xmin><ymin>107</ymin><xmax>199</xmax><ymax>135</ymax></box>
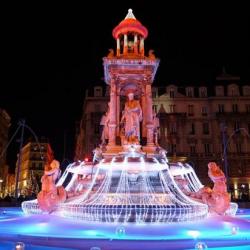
<box><xmin>112</xmin><ymin>9</ymin><xmax>148</xmax><ymax>39</ymax></box>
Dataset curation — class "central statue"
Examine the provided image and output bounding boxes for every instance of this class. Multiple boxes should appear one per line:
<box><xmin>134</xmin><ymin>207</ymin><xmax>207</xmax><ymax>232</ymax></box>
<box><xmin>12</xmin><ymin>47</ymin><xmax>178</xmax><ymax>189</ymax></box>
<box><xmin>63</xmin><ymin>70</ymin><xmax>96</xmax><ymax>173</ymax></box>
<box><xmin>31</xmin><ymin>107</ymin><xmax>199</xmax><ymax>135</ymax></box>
<box><xmin>121</xmin><ymin>91</ymin><xmax>142</xmax><ymax>144</ymax></box>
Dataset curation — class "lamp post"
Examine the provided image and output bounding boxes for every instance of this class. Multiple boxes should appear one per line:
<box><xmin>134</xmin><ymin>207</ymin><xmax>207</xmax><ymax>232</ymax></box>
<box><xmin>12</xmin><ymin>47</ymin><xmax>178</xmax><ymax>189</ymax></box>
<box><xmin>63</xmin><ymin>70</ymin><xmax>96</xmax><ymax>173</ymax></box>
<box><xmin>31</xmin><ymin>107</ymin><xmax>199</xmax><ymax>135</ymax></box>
<box><xmin>221</xmin><ymin>122</ymin><xmax>250</xmax><ymax>192</ymax></box>
<box><xmin>15</xmin><ymin>120</ymin><xmax>25</xmax><ymax>201</ymax></box>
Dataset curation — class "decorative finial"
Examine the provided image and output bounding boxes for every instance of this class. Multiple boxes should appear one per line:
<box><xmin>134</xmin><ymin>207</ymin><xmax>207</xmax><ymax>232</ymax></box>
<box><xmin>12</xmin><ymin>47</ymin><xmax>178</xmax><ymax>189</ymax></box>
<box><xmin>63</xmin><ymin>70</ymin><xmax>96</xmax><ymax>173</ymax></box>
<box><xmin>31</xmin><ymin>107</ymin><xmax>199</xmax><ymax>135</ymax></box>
<box><xmin>125</xmin><ymin>8</ymin><xmax>136</xmax><ymax>20</ymax></box>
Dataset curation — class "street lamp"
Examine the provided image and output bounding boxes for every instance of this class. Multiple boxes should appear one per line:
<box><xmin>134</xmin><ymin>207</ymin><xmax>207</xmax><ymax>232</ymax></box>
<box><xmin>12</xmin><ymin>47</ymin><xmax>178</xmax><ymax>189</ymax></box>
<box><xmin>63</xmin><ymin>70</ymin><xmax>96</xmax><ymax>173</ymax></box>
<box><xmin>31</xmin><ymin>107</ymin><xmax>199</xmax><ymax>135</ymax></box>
<box><xmin>221</xmin><ymin>123</ymin><xmax>250</xmax><ymax>192</ymax></box>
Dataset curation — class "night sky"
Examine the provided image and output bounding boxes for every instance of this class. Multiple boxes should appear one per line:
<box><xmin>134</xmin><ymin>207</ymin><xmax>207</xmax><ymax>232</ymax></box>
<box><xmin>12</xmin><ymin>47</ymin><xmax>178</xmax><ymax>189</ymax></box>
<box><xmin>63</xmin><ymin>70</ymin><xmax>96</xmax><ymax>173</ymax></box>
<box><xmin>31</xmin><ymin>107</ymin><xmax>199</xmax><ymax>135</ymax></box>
<box><xmin>1</xmin><ymin>2</ymin><xmax>249</xmax><ymax>170</ymax></box>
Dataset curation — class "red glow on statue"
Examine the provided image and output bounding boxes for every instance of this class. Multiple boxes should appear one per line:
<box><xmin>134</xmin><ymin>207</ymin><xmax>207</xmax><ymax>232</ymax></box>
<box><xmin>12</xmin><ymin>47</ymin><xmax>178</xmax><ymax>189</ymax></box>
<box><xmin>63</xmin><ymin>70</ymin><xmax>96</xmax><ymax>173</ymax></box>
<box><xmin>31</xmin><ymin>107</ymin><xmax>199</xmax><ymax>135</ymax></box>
<box><xmin>192</xmin><ymin>162</ymin><xmax>230</xmax><ymax>215</ymax></box>
<box><xmin>37</xmin><ymin>160</ymin><xmax>66</xmax><ymax>213</ymax></box>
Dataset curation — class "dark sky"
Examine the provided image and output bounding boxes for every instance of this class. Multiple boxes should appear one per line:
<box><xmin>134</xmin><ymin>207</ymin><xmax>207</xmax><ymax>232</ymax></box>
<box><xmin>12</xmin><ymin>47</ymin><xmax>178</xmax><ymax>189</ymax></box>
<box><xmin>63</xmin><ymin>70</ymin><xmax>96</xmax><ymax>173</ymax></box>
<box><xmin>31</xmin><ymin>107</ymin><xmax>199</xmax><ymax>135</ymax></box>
<box><xmin>1</xmin><ymin>2</ymin><xmax>249</xmax><ymax>169</ymax></box>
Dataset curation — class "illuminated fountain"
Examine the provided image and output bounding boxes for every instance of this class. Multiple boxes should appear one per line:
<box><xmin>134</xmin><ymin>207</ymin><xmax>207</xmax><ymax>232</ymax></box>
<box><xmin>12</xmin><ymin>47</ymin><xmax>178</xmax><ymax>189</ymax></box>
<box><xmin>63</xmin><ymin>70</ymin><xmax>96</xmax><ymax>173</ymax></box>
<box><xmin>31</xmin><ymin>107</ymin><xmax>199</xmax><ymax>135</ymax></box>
<box><xmin>2</xmin><ymin>9</ymin><xmax>249</xmax><ymax>250</ymax></box>
<box><xmin>22</xmin><ymin>9</ymin><xmax>237</xmax><ymax>224</ymax></box>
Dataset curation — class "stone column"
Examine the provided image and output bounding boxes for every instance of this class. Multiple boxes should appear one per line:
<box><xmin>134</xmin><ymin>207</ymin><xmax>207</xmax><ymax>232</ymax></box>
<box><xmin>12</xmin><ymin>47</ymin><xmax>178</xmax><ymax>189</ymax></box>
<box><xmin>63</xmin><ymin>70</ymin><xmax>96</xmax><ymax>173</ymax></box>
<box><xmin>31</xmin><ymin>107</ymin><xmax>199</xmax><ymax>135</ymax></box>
<box><xmin>108</xmin><ymin>79</ymin><xmax>117</xmax><ymax>146</ymax></box>
<box><xmin>124</xmin><ymin>34</ymin><xmax>128</xmax><ymax>55</ymax></box>
<box><xmin>139</xmin><ymin>38</ymin><xmax>144</xmax><ymax>56</ymax></box>
<box><xmin>145</xmin><ymin>84</ymin><xmax>154</xmax><ymax>146</ymax></box>
<box><xmin>116</xmin><ymin>87</ymin><xmax>120</xmax><ymax>137</ymax></box>
<box><xmin>134</xmin><ymin>34</ymin><xmax>138</xmax><ymax>54</ymax></box>
<box><xmin>116</xmin><ymin>38</ymin><xmax>120</xmax><ymax>56</ymax></box>
<box><xmin>141</xmin><ymin>89</ymin><xmax>147</xmax><ymax>138</ymax></box>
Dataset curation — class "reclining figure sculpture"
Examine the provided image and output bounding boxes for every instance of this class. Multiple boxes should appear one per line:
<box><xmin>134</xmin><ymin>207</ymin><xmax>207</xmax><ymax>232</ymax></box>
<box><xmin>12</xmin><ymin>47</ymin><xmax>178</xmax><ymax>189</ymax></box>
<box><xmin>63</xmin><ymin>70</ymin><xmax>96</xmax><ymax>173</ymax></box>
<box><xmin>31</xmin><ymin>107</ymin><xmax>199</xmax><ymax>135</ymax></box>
<box><xmin>194</xmin><ymin>162</ymin><xmax>230</xmax><ymax>215</ymax></box>
<box><xmin>37</xmin><ymin>160</ymin><xmax>66</xmax><ymax>213</ymax></box>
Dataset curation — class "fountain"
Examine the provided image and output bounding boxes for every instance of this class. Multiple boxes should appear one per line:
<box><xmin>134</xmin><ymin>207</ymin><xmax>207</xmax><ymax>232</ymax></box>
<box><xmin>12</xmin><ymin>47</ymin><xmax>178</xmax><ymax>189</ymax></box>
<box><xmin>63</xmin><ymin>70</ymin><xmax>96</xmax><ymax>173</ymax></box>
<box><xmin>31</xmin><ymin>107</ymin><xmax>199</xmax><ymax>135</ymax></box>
<box><xmin>22</xmin><ymin>9</ymin><xmax>237</xmax><ymax>224</ymax></box>
<box><xmin>1</xmin><ymin>9</ymin><xmax>249</xmax><ymax>250</ymax></box>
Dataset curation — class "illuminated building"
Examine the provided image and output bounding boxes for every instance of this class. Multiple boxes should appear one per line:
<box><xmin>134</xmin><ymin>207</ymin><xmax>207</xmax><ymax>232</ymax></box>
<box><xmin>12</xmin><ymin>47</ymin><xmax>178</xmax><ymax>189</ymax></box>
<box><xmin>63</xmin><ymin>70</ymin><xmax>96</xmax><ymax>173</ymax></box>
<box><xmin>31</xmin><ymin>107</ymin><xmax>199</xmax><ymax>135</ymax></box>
<box><xmin>76</xmin><ymin>76</ymin><xmax>250</xmax><ymax>200</ymax></box>
<box><xmin>15</xmin><ymin>139</ymin><xmax>54</xmax><ymax>196</ymax></box>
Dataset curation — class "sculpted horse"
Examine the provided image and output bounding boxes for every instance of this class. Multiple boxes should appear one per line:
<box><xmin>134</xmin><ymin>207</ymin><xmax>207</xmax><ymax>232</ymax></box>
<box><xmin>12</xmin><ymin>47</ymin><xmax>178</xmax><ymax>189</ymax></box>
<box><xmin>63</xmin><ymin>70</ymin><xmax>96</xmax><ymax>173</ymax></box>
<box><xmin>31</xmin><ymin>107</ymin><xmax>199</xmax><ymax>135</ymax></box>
<box><xmin>195</xmin><ymin>162</ymin><xmax>230</xmax><ymax>215</ymax></box>
<box><xmin>37</xmin><ymin>160</ymin><xmax>66</xmax><ymax>213</ymax></box>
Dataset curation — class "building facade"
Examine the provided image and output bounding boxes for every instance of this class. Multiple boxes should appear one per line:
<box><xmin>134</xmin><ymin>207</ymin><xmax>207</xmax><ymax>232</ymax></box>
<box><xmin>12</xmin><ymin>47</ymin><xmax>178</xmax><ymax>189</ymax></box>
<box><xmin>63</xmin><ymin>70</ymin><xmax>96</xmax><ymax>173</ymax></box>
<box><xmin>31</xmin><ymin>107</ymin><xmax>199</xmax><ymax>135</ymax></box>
<box><xmin>0</xmin><ymin>108</ymin><xmax>11</xmax><ymax>197</ymax></box>
<box><xmin>75</xmin><ymin>75</ymin><xmax>250</xmax><ymax>200</ymax></box>
<box><xmin>15</xmin><ymin>139</ymin><xmax>54</xmax><ymax>196</ymax></box>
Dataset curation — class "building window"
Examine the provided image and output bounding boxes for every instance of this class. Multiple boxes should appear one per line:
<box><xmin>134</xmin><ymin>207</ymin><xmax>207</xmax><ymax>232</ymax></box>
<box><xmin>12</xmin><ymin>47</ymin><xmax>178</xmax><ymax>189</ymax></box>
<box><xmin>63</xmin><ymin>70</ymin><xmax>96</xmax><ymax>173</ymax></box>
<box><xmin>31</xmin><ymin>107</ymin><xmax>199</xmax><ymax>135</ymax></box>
<box><xmin>190</xmin><ymin>123</ymin><xmax>195</xmax><ymax>135</ymax></box>
<box><xmin>153</xmin><ymin>105</ymin><xmax>158</xmax><ymax>113</ymax></box>
<box><xmin>215</xmin><ymin>86</ymin><xmax>224</xmax><ymax>96</ymax></box>
<box><xmin>243</xmin><ymin>86</ymin><xmax>250</xmax><ymax>96</ymax></box>
<box><xmin>218</xmin><ymin>104</ymin><xmax>224</xmax><ymax>113</ymax></box>
<box><xmin>232</xmin><ymin>104</ymin><xmax>238</xmax><ymax>113</ymax></box>
<box><xmin>170</xmin><ymin>123</ymin><xmax>177</xmax><ymax>134</ymax></box>
<box><xmin>31</xmin><ymin>162</ymin><xmax>36</xmax><ymax>169</ymax></box>
<box><xmin>203</xmin><ymin>123</ymin><xmax>209</xmax><ymax>134</ymax></box>
<box><xmin>188</xmin><ymin>105</ymin><xmax>194</xmax><ymax>116</ymax></box>
<box><xmin>94</xmin><ymin>104</ymin><xmax>101</xmax><ymax>112</ymax></box>
<box><xmin>246</xmin><ymin>104</ymin><xmax>250</xmax><ymax>113</ymax></box>
<box><xmin>94</xmin><ymin>124</ymin><xmax>100</xmax><ymax>134</ymax></box>
<box><xmin>190</xmin><ymin>145</ymin><xmax>196</xmax><ymax>154</ymax></box>
<box><xmin>169</xmin><ymin>89</ymin><xmax>175</xmax><ymax>98</ymax></box>
<box><xmin>204</xmin><ymin>144</ymin><xmax>211</xmax><ymax>154</ymax></box>
<box><xmin>236</xmin><ymin>143</ymin><xmax>242</xmax><ymax>153</ymax></box>
<box><xmin>169</xmin><ymin>105</ymin><xmax>176</xmax><ymax>113</ymax></box>
<box><xmin>186</xmin><ymin>87</ymin><xmax>194</xmax><ymax>97</ymax></box>
<box><xmin>39</xmin><ymin>162</ymin><xmax>43</xmax><ymax>169</ymax></box>
<box><xmin>199</xmin><ymin>87</ymin><xmax>207</xmax><ymax>97</ymax></box>
<box><xmin>170</xmin><ymin>144</ymin><xmax>177</xmax><ymax>153</ymax></box>
<box><xmin>201</xmin><ymin>106</ymin><xmax>208</xmax><ymax>116</ymax></box>
<box><xmin>94</xmin><ymin>87</ymin><xmax>102</xmax><ymax>97</ymax></box>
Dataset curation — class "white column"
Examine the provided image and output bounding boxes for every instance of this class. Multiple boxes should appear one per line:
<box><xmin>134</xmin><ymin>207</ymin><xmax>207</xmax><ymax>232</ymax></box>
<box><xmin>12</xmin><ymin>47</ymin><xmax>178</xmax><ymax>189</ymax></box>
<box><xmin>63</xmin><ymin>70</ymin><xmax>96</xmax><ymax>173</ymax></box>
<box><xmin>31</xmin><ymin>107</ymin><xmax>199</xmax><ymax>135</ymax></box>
<box><xmin>134</xmin><ymin>34</ymin><xmax>138</xmax><ymax>54</ymax></box>
<box><xmin>116</xmin><ymin>38</ymin><xmax>120</xmax><ymax>56</ymax></box>
<box><xmin>124</xmin><ymin>34</ymin><xmax>128</xmax><ymax>55</ymax></box>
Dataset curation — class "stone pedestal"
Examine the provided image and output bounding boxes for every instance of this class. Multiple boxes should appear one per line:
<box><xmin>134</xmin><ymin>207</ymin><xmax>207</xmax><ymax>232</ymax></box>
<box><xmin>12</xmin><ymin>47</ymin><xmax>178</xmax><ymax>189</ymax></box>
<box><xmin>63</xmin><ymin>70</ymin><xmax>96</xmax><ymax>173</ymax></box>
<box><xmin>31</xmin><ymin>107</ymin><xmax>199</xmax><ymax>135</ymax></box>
<box><xmin>142</xmin><ymin>145</ymin><xmax>157</xmax><ymax>154</ymax></box>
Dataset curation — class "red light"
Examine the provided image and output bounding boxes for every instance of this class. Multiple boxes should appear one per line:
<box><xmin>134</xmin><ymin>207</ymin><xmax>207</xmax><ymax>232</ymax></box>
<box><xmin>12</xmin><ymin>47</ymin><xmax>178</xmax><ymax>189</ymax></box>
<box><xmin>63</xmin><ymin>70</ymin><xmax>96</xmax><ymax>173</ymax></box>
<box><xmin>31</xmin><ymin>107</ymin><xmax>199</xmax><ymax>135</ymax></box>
<box><xmin>84</xmin><ymin>157</ymin><xmax>89</xmax><ymax>162</ymax></box>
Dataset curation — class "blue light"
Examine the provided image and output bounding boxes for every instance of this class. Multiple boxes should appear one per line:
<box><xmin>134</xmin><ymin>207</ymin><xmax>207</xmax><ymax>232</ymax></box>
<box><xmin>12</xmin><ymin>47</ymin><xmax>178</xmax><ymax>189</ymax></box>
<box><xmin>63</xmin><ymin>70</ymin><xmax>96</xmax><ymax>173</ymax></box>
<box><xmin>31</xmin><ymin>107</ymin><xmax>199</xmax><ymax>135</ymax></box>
<box><xmin>187</xmin><ymin>230</ymin><xmax>200</xmax><ymax>239</ymax></box>
<box><xmin>195</xmin><ymin>242</ymin><xmax>208</xmax><ymax>249</ymax></box>
<box><xmin>0</xmin><ymin>207</ymin><xmax>250</xmax><ymax>249</ymax></box>
<box><xmin>115</xmin><ymin>226</ymin><xmax>126</xmax><ymax>237</ymax></box>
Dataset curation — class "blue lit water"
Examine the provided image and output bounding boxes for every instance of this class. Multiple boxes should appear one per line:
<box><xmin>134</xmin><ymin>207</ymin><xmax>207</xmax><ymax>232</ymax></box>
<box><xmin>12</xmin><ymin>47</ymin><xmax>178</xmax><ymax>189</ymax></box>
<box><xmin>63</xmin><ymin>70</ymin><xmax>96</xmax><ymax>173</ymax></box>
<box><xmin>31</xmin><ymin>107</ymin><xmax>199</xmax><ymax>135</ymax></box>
<box><xmin>0</xmin><ymin>207</ymin><xmax>250</xmax><ymax>250</ymax></box>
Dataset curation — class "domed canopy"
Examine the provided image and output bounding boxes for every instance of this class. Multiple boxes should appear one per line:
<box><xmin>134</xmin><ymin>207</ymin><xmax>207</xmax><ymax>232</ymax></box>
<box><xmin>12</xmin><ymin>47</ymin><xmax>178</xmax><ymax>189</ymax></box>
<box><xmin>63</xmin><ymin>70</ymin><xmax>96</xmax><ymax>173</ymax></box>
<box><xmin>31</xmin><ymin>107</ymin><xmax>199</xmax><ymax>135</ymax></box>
<box><xmin>112</xmin><ymin>9</ymin><xmax>148</xmax><ymax>39</ymax></box>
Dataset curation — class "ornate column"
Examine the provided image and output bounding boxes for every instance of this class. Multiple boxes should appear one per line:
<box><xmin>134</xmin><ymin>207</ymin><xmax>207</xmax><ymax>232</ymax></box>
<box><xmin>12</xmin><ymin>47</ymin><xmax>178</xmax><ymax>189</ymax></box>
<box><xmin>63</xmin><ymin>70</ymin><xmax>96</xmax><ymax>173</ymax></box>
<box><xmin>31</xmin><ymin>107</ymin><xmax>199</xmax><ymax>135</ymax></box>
<box><xmin>145</xmin><ymin>84</ymin><xmax>154</xmax><ymax>146</ymax></box>
<box><xmin>124</xmin><ymin>34</ymin><xmax>128</xmax><ymax>55</ymax></box>
<box><xmin>134</xmin><ymin>34</ymin><xmax>138</xmax><ymax>54</ymax></box>
<box><xmin>116</xmin><ymin>86</ymin><xmax>120</xmax><ymax>137</ymax></box>
<box><xmin>108</xmin><ymin>79</ymin><xmax>117</xmax><ymax>146</ymax></box>
<box><xmin>141</xmin><ymin>88</ymin><xmax>147</xmax><ymax>138</ymax></box>
<box><xmin>139</xmin><ymin>37</ymin><xmax>144</xmax><ymax>56</ymax></box>
<box><xmin>116</xmin><ymin>38</ymin><xmax>120</xmax><ymax>56</ymax></box>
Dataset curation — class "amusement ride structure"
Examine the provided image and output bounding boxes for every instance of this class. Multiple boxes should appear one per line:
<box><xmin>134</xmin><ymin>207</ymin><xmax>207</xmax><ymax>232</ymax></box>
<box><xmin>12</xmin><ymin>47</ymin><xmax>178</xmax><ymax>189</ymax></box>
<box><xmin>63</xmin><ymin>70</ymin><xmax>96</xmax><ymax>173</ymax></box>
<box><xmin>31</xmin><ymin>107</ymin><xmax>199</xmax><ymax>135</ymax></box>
<box><xmin>22</xmin><ymin>9</ymin><xmax>237</xmax><ymax>224</ymax></box>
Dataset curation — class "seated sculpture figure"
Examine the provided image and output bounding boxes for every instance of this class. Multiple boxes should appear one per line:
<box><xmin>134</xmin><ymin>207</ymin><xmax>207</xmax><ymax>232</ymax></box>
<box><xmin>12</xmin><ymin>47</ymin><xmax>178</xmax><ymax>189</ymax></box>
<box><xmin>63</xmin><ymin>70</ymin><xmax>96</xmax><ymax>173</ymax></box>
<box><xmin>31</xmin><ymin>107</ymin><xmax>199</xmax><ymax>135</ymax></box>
<box><xmin>193</xmin><ymin>162</ymin><xmax>230</xmax><ymax>215</ymax></box>
<box><xmin>37</xmin><ymin>160</ymin><xmax>66</xmax><ymax>213</ymax></box>
<box><xmin>120</xmin><ymin>91</ymin><xmax>142</xmax><ymax>144</ymax></box>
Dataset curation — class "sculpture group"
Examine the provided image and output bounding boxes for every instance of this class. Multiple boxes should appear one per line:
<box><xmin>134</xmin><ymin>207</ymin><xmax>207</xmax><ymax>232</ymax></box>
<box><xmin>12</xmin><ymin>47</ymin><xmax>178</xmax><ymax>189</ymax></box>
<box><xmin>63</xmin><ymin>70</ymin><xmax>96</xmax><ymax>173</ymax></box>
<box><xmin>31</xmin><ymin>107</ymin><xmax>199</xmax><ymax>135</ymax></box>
<box><xmin>34</xmin><ymin>9</ymin><xmax>232</xmax><ymax>219</ymax></box>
